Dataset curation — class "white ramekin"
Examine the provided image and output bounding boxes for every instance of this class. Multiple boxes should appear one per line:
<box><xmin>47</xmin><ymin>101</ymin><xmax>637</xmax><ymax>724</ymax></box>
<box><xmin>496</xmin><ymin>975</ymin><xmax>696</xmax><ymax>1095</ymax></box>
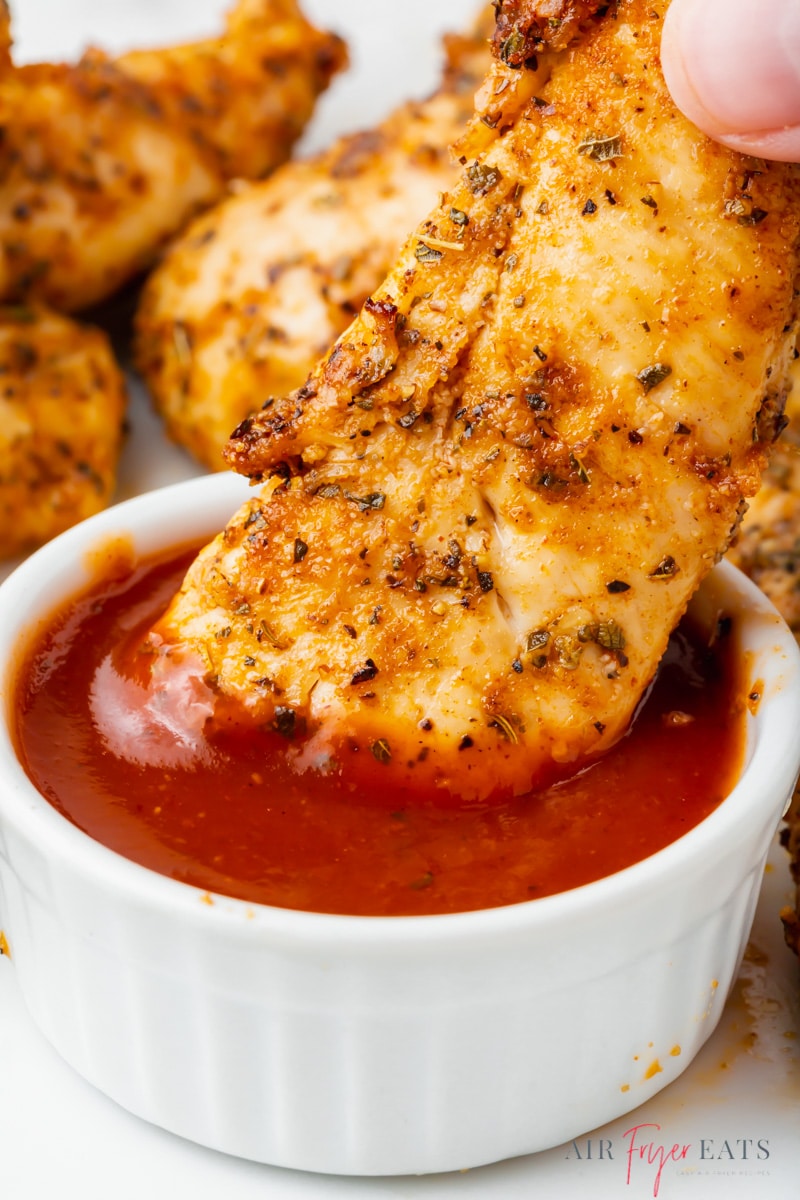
<box><xmin>0</xmin><ymin>472</ymin><xmax>798</xmax><ymax>1176</ymax></box>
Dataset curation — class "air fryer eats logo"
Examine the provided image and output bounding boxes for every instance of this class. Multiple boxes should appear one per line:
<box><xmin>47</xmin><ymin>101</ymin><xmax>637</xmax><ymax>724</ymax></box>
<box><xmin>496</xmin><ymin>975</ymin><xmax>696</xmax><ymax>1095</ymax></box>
<box><xmin>566</xmin><ymin>1124</ymin><xmax>771</xmax><ymax>1197</ymax></box>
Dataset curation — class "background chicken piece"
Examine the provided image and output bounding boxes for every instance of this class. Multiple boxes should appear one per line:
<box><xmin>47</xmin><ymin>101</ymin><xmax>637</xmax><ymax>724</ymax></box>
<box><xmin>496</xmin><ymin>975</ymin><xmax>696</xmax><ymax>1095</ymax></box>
<box><xmin>0</xmin><ymin>1</ymin><xmax>10</xmax><ymax>70</ymax></box>
<box><xmin>0</xmin><ymin>304</ymin><xmax>126</xmax><ymax>558</ymax></box>
<box><xmin>728</xmin><ymin>354</ymin><xmax>800</xmax><ymax>956</ymax></box>
<box><xmin>135</xmin><ymin>12</ymin><xmax>493</xmax><ymax>469</ymax></box>
<box><xmin>729</xmin><ymin>356</ymin><xmax>800</xmax><ymax>632</ymax></box>
<box><xmin>781</xmin><ymin>776</ymin><xmax>800</xmax><ymax>956</ymax></box>
<box><xmin>149</xmin><ymin>0</ymin><xmax>800</xmax><ymax>803</ymax></box>
<box><xmin>0</xmin><ymin>0</ymin><xmax>345</xmax><ymax>312</ymax></box>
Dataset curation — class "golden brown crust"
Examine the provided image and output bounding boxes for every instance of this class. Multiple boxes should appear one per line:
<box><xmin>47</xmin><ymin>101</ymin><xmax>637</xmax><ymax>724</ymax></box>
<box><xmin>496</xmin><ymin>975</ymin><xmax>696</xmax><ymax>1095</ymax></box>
<box><xmin>0</xmin><ymin>0</ymin><xmax>345</xmax><ymax>311</ymax></box>
<box><xmin>0</xmin><ymin>304</ymin><xmax>126</xmax><ymax>558</ymax></box>
<box><xmin>492</xmin><ymin>0</ymin><xmax>606</xmax><ymax>60</ymax></box>
<box><xmin>117</xmin><ymin>0</ymin><xmax>346</xmax><ymax>183</ymax></box>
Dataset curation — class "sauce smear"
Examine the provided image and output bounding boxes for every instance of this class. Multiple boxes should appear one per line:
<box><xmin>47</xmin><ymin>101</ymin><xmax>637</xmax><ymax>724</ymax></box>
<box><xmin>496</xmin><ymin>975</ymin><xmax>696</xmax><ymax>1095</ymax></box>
<box><xmin>14</xmin><ymin>546</ymin><xmax>745</xmax><ymax>916</ymax></box>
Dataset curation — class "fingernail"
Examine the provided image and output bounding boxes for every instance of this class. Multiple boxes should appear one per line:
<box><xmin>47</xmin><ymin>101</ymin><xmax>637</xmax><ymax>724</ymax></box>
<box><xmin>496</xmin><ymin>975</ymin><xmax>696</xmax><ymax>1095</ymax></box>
<box><xmin>663</xmin><ymin>0</ymin><xmax>800</xmax><ymax>147</ymax></box>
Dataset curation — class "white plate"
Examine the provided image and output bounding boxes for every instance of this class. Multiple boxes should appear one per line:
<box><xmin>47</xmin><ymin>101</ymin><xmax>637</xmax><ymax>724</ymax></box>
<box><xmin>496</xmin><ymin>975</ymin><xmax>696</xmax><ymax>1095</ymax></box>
<box><xmin>1</xmin><ymin>3</ymin><xmax>799</xmax><ymax>1196</ymax></box>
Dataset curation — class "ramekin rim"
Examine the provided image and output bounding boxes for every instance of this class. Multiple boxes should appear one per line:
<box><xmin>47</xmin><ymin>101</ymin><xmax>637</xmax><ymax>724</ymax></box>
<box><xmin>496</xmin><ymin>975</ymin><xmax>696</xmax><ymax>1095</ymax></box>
<box><xmin>0</xmin><ymin>473</ymin><xmax>797</xmax><ymax>946</ymax></box>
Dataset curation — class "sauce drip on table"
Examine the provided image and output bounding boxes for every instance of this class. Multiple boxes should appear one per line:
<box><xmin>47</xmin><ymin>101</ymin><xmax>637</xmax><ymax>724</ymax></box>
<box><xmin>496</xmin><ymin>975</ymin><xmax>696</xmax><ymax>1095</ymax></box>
<box><xmin>13</xmin><ymin>546</ymin><xmax>745</xmax><ymax>916</ymax></box>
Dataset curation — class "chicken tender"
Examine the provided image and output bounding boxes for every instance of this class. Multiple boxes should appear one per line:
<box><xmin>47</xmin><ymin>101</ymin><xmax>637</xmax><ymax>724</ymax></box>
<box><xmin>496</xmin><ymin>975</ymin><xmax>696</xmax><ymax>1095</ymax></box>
<box><xmin>0</xmin><ymin>305</ymin><xmax>126</xmax><ymax>558</ymax></box>
<box><xmin>145</xmin><ymin>0</ymin><xmax>800</xmax><ymax>804</ymax></box>
<box><xmin>135</xmin><ymin>13</ymin><xmax>493</xmax><ymax>469</ymax></box>
<box><xmin>0</xmin><ymin>0</ymin><xmax>345</xmax><ymax>312</ymax></box>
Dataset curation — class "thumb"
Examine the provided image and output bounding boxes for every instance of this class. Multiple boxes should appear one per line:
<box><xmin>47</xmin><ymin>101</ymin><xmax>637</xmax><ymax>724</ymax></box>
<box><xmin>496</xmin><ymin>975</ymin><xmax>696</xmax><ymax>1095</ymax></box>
<box><xmin>662</xmin><ymin>0</ymin><xmax>800</xmax><ymax>161</ymax></box>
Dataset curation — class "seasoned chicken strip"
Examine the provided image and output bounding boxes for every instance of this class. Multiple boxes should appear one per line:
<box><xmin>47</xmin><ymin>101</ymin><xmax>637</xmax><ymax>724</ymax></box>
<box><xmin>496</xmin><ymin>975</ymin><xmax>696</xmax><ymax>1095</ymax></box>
<box><xmin>0</xmin><ymin>0</ymin><xmax>345</xmax><ymax>312</ymax></box>
<box><xmin>0</xmin><ymin>304</ymin><xmax>126</xmax><ymax>558</ymax></box>
<box><xmin>135</xmin><ymin>13</ymin><xmax>493</xmax><ymax>469</ymax></box>
<box><xmin>145</xmin><ymin>0</ymin><xmax>800</xmax><ymax>803</ymax></box>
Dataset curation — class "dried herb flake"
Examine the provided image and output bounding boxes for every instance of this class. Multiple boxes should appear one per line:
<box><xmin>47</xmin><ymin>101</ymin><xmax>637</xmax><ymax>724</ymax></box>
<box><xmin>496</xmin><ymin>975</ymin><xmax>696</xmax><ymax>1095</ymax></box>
<box><xmin>637</xmin><ymin>363</ymin><xmax>672</xmax><ymax>393</ymax></box>
<box><xmin>345</xmin><ymin>491</ymin><xmax>386</xmax><ymax>512</ymax></box>
<box><xmin>594</xmin><ymin>621</ymin><xmax>626</xmax><ymax>652</ymax></box>
<box><xmin>577</xmin><ymin>133</ymin><xmax>622</xmax><ymax>162</ymax></box>
<box><xmin>415</xmin><ymin>242</ymin><xmax>444</xmax><ymax>264</ymax></box>
<box><xmin>466</xmin><ymin>162</ymin><xmax>503</xmax><ymax>196</ymax></box>
<box><xmin>371</xmin><ymin>738</ymin><xmax>392</xmax><ymax>764</ymax></box>
<box><xmin>498</xmin><ymin>29</ymin><xmax>526</xmax><ymax>65</ymax></box>
<box><xmin>259</xmin><ymin>619</ymin><xmax>287</xmax><ymax>650</ymax></box>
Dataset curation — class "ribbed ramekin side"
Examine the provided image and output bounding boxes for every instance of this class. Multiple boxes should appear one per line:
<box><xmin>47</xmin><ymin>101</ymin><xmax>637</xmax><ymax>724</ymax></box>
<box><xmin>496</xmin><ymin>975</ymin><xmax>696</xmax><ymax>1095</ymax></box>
<box><xmin>0</xmin><ymin>806</ymin><xmax>778</xmax><ymax>1175</ymax></box>
<box><xmin>317</xmin><ymin>860</ymin><xmax>765</xmax><ymax>1175</ymax></box>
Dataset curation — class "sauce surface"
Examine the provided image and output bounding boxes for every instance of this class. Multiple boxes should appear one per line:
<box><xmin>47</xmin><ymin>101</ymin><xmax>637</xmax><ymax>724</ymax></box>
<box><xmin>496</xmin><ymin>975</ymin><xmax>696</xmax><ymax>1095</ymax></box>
<box><xmin>13</xmin><ymin>546</ymin><xmax>746</xmax><ymax>916</ymax></box>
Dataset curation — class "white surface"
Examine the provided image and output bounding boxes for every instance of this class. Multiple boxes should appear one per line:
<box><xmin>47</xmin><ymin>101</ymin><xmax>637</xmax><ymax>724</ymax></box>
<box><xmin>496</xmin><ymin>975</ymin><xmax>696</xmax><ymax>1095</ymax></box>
<box><xmin>1</xmin><ymin>2</ymin><xmax>799</xmax><ymax>1197</ymax></box>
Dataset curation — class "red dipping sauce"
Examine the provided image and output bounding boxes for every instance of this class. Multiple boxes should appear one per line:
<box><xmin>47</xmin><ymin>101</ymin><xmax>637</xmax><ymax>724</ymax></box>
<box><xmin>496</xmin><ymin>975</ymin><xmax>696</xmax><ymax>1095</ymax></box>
<box><xmin>13</xmin><ymin>545</ymin><xmax>746</xmax><ymax>916</ymax></box>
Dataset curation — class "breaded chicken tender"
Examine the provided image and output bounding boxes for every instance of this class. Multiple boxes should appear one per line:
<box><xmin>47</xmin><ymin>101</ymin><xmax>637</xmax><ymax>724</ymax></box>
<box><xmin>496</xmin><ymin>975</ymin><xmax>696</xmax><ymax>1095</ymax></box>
<box><xmin>0</xmin><ymin>304</ymin><xmax>126</xmax><ymax>558</ymax></box>
<box><xmin>135</xmin><ymin>13</ymin><xmax>493</xmax><ymax>469</ymax></box>
<box><xmin>145</xmin><ymin>0</ymin><xmax>800</xmax><ymax>804</ymax></box>
<box><xmin>0</xmin><ymin>0</ymin><xmax>345</xmax><ymax>312</ymax></box>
